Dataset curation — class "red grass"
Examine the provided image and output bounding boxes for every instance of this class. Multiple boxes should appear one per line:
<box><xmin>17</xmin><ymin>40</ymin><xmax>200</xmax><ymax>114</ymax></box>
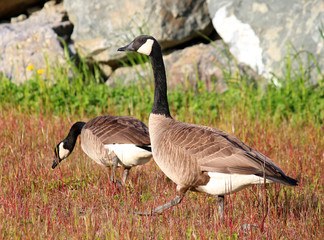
<box><xmin>0</xmin><ymin>107</ymin><xmax>323</xmax><ymax>239</ymax></box>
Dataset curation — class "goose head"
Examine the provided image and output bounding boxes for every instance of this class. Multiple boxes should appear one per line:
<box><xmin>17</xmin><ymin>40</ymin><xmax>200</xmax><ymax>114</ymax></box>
<box><xmin>51</xmin><ymin>121</ymin><xmax>85</xmax><ymax>169</ymax></box>
<box><xmin>52</xmin><ymin>141</ymin><xmax>72</xmax><ymax>169</ymax></box>
<box><xmin>118</xmin><ymin>35</ymin><xmax>158</xmax><ymax>56</ymax></box>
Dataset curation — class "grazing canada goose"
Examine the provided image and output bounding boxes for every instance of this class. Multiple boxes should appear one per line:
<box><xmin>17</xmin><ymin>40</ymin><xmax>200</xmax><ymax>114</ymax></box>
<box><xmin>118</xmin><ymin>35</ymin><xmax>298</xmax><ymax>216</ymax></box>
<box><xmin>52</xmin><ymin>115</ymin><xmax>152</xmax><ymax>185</ymax></box>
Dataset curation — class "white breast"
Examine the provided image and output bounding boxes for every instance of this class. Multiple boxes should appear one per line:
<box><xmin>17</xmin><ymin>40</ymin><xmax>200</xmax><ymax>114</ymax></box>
<box><xmin>104</xmin><ymin>144</ymin><xmax>152</xmax><ymax>167</ymax></box>
<box><xmin>196</xmin><ymin>172</ymin><xmax>273</xmax><ymax>196</ymax></box>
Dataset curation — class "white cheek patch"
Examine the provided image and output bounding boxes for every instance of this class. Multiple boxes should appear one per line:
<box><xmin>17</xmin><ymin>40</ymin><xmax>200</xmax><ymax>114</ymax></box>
<box><xmin>59</xmin><ymin>142</ymin><xmax>70</xmax><ymax>160</ymax></box>
<box><xmin>137</xmin><ymin>39</ymin><xmax>154</xmax><ymax>55</ymax></box>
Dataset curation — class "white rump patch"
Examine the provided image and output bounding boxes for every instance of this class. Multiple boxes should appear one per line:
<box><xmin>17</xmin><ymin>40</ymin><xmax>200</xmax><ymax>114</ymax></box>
<box><xmin>58</xmin><ymin>142</ymin><xmax>70</xmax><ymax>160</ymax></box>
<box><xmin>104</xmin><ymin>144</ymin><xmax>152</xmax><ymax>167</ymax></box>
<box><xmin>137</xmin><ymin>39</ymin><xmax>154</xmax><ymax>55</ymax></box>
<box><xmin>196</xmin><ymin>172</ymin><xmax>272</xmax><ymax>196</ymax></box>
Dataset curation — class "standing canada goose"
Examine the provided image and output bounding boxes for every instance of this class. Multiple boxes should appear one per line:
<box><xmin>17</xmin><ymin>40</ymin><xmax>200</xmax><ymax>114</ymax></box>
<box><xmin>52</xmin><ymin>115</ymin><xmax>152</xmax><ymax>185</ymax></box>
<box><xmin>118</xmin><ymin>35</ymin><xmax>298</xmax><ymax>216</ymax></box>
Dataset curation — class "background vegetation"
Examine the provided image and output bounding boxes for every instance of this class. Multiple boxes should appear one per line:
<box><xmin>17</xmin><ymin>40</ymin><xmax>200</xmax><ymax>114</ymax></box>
<box><xmin>0</xmin><ymin>42</ymin><xmax>323</xmax><ymax>239</ymax></box>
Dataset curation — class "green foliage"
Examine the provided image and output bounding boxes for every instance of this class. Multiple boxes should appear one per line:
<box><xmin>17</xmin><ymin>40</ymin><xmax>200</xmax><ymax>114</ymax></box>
<box><xmin>0</xmin><ymin>41</ymin><xmax>323</xmax><ymax>126</ymax></box>
<box><xmin>0</xmin><ymin>57</ymin><xmax>151</xmax><ymax>118</ymax></box>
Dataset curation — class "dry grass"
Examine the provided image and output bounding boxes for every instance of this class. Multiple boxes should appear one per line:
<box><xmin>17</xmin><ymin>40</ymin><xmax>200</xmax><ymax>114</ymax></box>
<box><xmin>0</xmin><ymin>107</ymin><xmax>323</xmax><ymax>239</ymax></box>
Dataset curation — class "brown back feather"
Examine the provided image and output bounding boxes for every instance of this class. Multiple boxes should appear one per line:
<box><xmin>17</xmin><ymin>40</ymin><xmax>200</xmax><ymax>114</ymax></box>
<box><xmin>84</xmin><ymin>115</ymin><xmax>150</xmax><ymax>145</ymax></box>
<box><xmin>160</xmin><ymin>119</ymin><xmax>287</xmax><ymax>179</ymax></box>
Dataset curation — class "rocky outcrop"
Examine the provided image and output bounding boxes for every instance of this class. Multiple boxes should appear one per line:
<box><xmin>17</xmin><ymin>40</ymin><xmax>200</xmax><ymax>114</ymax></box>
<box><xmin>63</xmin><ymin>0</ymin><xmax>215</xmax><ymax>75</ymax></box>
<box><xmin>207</xmin><ymin>0</ymin><xmax>324</xmax><ymax>81</ymax></box>
<box><xmin>1</xmin><ymin>0</ymin><xmax>323</xmax><ymax>85</ymax></box>
<box><xmin>0</xmin><ymin>1</ymin><xmax>73</xmax><ymax>83</ymax></box>
<box><xmin>0</xmin><ymin>0</ymin><xmax>46</xmax><ymax>20</ymax></box>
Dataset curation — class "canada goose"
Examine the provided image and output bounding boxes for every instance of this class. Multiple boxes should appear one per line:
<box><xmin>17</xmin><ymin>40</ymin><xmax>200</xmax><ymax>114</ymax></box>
<box><xmin>118</xmin><ymin>35</ymin><xmax>298</xmax><ymax>216</ymax></box>
<box><xmin>52</xmin><ymin>115</ymin><xmax>152</xmax><ymax>185</ymax></box>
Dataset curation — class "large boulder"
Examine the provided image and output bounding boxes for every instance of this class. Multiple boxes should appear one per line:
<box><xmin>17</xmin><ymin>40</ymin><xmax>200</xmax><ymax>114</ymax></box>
<box><xmin>0</xmin><ymin>1</ymin><xmax>73</xmax><ymax>83</ymax></box>
<box><xmin>207</xmin><ymin>0</ymin><xmax>324</xmax><ymax>81</ymax></box>
<box><xmin>63</xmin><ymin>0</ymin><xmax>215</xmax><ymax>74</ymax></box>
<box><xmin>0</xmin><ymin>0</ymin><xmax>46</xmax><ymax>20</ymax></box>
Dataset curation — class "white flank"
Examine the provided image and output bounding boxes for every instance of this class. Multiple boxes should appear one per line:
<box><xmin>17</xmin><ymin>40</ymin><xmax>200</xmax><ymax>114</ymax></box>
<box><xmin>104</xmin><ymin>144</ymin><xmax>151</xmax><ymax>167</ymax></box>
<box><xmin>137</xmin><ymin>39</ymin><xmax>154</xmax><ymax>55</ymax></box>
<box><xmin>58</xmin><ymin>142</ymin><xmax>70</xmax><ymax>159</ymax></box>
<box><xmin>196</xmin><ymin>172</ymin><xmax>272</xmax><ymax>196</ymax></box>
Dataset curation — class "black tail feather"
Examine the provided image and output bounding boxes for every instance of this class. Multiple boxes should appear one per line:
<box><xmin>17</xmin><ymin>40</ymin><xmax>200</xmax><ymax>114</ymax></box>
<box><xmin>136</xmin><ymin>145</ymin><xmax>152</xmax><ymax>152</ymax></box>
<box><xmin>266</xmin><ymin>174</ymin><xmax>298</xmax><ymax>186</ymax></box>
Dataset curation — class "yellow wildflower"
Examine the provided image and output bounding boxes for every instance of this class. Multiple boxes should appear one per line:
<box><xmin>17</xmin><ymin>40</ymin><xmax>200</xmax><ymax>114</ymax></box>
<box><xmin>37</xmin><ymin>69</ymin><xmax>46</xmax><ymax>74</ymax></box>
<box><xmin>26</xmin><ymin>65</ymin><xmax>34</xmax><ymax>71</ymax></box>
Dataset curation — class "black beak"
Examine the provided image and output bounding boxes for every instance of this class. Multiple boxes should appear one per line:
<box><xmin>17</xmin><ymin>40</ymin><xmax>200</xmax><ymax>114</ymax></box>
<box><xmin>52</xmin><ymin>157</ymin><xmax>59</xmax><ymax>169</ymax></box>
<box><xmin>118</xmin><ymin>41</ymin><xmax>135</xmax><ymax>52</ymax></box>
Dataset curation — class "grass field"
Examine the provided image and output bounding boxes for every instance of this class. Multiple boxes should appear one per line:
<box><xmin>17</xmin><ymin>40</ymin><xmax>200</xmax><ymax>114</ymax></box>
<box><xmin>0</xmin><ymin>45</ymin><xmax>323</xmax><ymax>239</ymax></box>
<box><xmin>0</xmin><ymin>107</ymin><xmax>322</xmax><ymax>239</ymax></box>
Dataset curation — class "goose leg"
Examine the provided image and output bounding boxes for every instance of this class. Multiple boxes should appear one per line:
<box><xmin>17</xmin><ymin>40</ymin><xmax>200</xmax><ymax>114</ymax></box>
<box><xmin>134</xmin><ymin>185</ymin><xmax>189</xmax><ymax>216</ymax></box>
<box><xmin>217</xmin><ymin>195</ymin><xmax>225</xmax><ymax>220</ymax></box>
<box><xmin>122</xmin><ymin>167</ymin><xmax>131</xmax><ymax>185</ymax></box>
<box><xmin>110</xmin><ymin>156</ymin><xmax>118</xmax><ymax>182</ymax></box>
<box><xmin>110</xmin><ymin>156</ymin><xmax>123</xmax><ymax>187</ymax></box>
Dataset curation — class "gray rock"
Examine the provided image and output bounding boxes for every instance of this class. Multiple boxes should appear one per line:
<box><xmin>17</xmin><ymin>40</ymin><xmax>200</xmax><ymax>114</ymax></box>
<box><xmin>10</xmin><ymin>14</ymin><xmax>27</xmax><ymax>23</ymax></box>
<box><xmin>207</xmin><ymin>0</ymin><xmax>324</xmax><ymax>82</ymax></box>
<box><xmin>0</xmin><ymin>0</ymin><xmax>46</xmax><ymax>20</ymax></box>
<box><xmin>0</xmin><ymin>1</ymin><xmax>73</xmax><ymax>83</ymax></box>
<box><xmin>63</xmin><ymin>0</ymin><xmax>214</xmax><ymax>66</ymax></box>
<box><xmin>108</xmin><ymin>40</ymin><xmax>253</xmax><ymax>92</ymax></box>
<box><xmin>108</xmin><ymin>62</ymin><xmax>152</xmax><ymax>88</ymax></box>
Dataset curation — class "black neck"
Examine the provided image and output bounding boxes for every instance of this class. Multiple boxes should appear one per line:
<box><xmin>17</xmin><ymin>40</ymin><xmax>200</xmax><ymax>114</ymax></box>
<box><xmin>150</xmin><ymin>45</ymin><xmax>171</xmax><ymax>118</ymax></box>
<box><xmin>64</xmin><ymin>121</ymin><xmax>86</xmax><ymax>150</ymax></box>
